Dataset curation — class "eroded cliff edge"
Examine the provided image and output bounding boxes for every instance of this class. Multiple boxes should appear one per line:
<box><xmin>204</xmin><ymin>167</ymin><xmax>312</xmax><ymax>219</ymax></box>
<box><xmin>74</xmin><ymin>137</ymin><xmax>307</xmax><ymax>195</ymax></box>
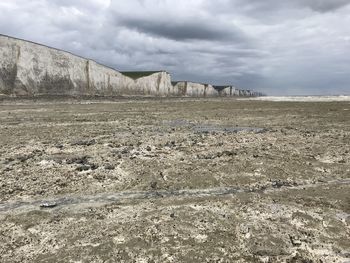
<box><xmin>0</xmin><ymin>35</ymin><xmax>174</xmax><ymax>97</ymax></box>
<box><xmin>0</xmin><ymin>35</ymin><xmax>262</xmax><ymax>97</ymax></box>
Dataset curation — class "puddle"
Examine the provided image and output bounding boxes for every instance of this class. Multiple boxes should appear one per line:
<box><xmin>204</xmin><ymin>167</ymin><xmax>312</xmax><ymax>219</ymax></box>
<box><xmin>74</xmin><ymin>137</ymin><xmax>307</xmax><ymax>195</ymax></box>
<box><xmin>193</xmin><ymin>126</ymin><xmax>267</xmax><ymax>134</ymax></box>
<box><xmin>164</xmin><ymin>119</ymin><xmax>267</xmax><ymax>134</ymax></box>
<box><xmin>1</xmin><ymin>179</ymin><xmax>349</xmax><ymax>214</ymax></box>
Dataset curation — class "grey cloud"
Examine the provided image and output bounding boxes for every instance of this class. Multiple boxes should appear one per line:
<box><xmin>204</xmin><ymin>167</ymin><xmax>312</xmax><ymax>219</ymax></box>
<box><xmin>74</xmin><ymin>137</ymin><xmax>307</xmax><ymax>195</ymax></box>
<box><xmin>119</xmin><ymin>18</ymin><xmax>236</xmax><ymax>41</ymax></box>
<box><xmin>206</xmin><ymin>0</ymin><xmax>350</xmax><ymax>22</ymax></box>
<box><xmin>122</xmin><ymin>20</ymin><xmax>228</xmax><ymax>40</ymax></box>
<box><xmin>231</xmin><ymin>0</ymin><xmax>350</xmax><ymax>13</ymax></box>
<box><xmin>295</xmin><ymin>0</ymin><xmax>350</xmax><ymax>12</ymax></box>
<box><xmin>0</xmin><ymin>0</ymin><xmax>349</xmax><ymax>95</ymax></box>
<box><xmin>191</xmin><ymin>46</ymin><xmax>265</xmax><ymax>58</ymax></box>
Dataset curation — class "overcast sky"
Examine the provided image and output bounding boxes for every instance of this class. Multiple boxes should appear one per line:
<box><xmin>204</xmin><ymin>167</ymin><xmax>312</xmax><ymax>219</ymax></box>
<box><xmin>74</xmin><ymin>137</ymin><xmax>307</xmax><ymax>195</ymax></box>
<box><xmin>0</xmin><ymin>0</ymin><xmax>349</xmax><ymax>95</ymax></box>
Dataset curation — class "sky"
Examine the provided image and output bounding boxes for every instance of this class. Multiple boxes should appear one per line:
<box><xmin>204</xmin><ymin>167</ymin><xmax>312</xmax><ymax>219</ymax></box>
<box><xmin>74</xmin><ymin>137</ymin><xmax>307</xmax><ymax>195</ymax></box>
<box><xmin>0</xmin><ymin>0</ymin><xmax>349</xmax><ymax>95</ymax></box>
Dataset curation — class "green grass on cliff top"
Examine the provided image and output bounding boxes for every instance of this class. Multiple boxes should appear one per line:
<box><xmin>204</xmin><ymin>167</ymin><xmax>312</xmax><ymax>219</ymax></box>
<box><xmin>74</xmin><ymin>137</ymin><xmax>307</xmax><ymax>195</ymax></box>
<box><xmin>121</xmin><ymin>71</ymin><xmax>162</xmax><ymax>80</ymax></box>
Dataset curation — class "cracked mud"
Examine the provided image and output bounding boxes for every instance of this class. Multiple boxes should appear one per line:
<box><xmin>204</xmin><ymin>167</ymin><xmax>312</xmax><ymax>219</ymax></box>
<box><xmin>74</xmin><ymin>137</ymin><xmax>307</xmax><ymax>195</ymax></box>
<box><xmin>0</xmin><ymin>98</ymin><xmax>349</xmax><ymax>262</ymax></box>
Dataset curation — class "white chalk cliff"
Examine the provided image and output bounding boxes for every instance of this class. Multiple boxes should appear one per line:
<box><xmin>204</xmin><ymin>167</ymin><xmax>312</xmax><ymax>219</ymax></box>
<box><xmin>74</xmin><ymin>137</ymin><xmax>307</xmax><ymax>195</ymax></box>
<box><xmin>0</xmin><ymin>34</ymin><xmax>263</xmax><ymax>97</ymax></box>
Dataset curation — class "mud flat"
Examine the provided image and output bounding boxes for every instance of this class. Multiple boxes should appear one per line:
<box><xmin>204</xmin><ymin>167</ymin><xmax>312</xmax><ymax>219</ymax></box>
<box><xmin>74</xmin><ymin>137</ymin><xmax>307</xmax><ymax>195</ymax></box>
<box><xmin>0</xmin><ymin>98</ymin><xmax>349</xmax><ymax>262</ymax></box>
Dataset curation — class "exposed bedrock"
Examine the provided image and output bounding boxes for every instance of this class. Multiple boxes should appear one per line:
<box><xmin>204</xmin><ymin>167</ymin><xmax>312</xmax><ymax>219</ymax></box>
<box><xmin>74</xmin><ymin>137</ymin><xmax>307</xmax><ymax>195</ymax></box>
<box><xmin>172</xmin><ymin>81</ymin><xmax>218</xmax><ymax>97</ymax></box>
<box><xmin>0</xmin><ymin>35</ymin><xmax>173</xmax><ymax>97</ymax></box>
<box><xmin>213</xmin><ymin>86</ymin><xmax>264</xmax><ymax>97</ymax></box>
<box><xmin>0</xmin><ymin>35</ymin><xmax>263</xmax><ymax>97</ymax></box>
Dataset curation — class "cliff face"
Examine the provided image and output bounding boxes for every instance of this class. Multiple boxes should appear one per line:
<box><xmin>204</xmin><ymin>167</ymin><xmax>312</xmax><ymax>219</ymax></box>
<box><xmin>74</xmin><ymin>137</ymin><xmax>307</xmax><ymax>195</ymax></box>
<box><xmin>87</xmin><ymin>60</ymin><xmax>135</xmax><ymax>96</ymax></box>
<box><xmin>216</xmin><ymin>86</ymin><xmax>232</xmax><ymax>97</ymax></box>
<box><xmin>0</xmin><ymin>35</ymin><xmax>263</xmax><ymax>97</ymax></box>
<box><xmin>135</xmin><ymin>72</ymin><xmax>174</xmax><ymax>96</ymax></box>
<box><xmin>173</xmin><ymin>81</ymin><xmax>219</xmax><ymax>97</ymax></box>
<box><xmin>0</xmin><ymin>35</ymin><xmax>139</xmax><ymax>96</ymax></box>
<box><xmin>206</xmin><ymin>84</ymin><xmax>218</xmax><ymax>97</ymax></box>
<box><xmin>215</xmin><ymin>86</ymin><xmax>264</xmax><ymax>97</ymax></box>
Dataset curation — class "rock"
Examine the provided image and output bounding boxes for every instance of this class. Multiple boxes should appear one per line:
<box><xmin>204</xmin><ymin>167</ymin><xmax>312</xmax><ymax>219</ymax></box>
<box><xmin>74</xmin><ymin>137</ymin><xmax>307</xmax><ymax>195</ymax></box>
<box><xmin>90</xmin><ymin>164</ymin><xmax>99</xmax><ymax>170</ymax></box>
<box><xmin>40</xmin><ymin>202</ymin><xmax>57</xmax><ymax>209</ymax></box>
<box><xmin>71</xmin><ymin>139</ymin><xmax>96</xmax><ymax>146</ymax></box>
<box><xmin>121</xmin><ymin>148</ymin><xmax>129</xmax><ymax>154</ymax></box>
<box><xmin>104</xmin><ymin>164</ymin><xmax>115</xmax><ymax>170</ymax></box>
<box><xmin>289</xmin><ymin>236</ymin><xmax>302</xmax><ymax>247</ymax></box>
<box><xmin>17</xmin><ymin>154</ymin><xmax>34</xmax><ymax>162</ymax></box>
<box><xmin>221</xmin><ymin>150</ymin><xmax>237</xmax><ymax>157</ymax></box>
<box><xmin>271</xmin><ymin>180</ymin><xmax>293</xmax><ymax>188</ymax></box>
<box><xmin>150</xmin><ymin>181</ymin><xmax>158</xmax><ymax>189</ymax></box>
<box><xmin>76</xmin><ymin>165</ymin><xmax>91</xmax><ymax>172</ymax></box>
<box><xmin>4</xmin><ymin>157</ymin><xmax>15</xmax><ymax>164</ymax></box>
<box><xmin>66</xmin><ymin>156</ymin><xmax>89</xmax><ymax>165</ymax></box>
<box><xmin>93</xmin><ymin>174</ymin><xmax>106</xmax><ymax>181</ymax></box>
